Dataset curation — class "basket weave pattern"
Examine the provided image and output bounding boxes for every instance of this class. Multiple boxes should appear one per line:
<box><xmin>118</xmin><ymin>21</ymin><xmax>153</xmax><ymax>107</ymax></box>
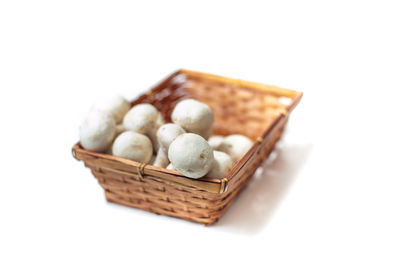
<box><xmin>72</xmin><ymin>69</ymin><xmax>302</xmax><ymax>225</ymax></box>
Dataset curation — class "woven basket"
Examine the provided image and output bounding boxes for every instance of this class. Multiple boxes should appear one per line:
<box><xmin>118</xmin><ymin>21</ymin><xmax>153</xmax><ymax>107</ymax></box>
<box><xmin>72</xmin><ymin>69</ymin><xmax>302</xmax><ymax>225</ymax></box>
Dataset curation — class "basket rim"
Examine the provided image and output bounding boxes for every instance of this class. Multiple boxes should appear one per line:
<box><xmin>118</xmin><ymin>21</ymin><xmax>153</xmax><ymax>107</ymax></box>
<box><xmin>179</xmin><ymin>69</ymin><xmax>301</xmax><ymax>99</ymax></box>
<box><xmin>72</xmin><ymin>69</ymin><xmax>303</xmax><ymax>194</ymax></box>
<box><xmin>72</xmin><ymin>142</ymin><xmax>225</xmax><ymax>193</ymax></box>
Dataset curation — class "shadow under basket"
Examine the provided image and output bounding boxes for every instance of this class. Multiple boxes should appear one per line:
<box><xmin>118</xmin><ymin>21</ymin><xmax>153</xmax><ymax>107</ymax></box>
<box><xmin>72</xmin><ymin>69</ymin><xmax>303</xmax><ymax>225</ymax></box>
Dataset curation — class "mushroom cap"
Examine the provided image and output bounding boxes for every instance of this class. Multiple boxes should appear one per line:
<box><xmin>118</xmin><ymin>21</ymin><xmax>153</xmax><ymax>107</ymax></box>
<box><xmin>112</xmin><ymin>131</ymin><xmax>153</xmax><ymax>163</ymax></box>
<box><xmin>156</xmin><ymin>123</ymin><xmax>185</xmax><ymax>152</ymax></box>
<box><xmin>91</xmin><ymin>95</ymin><xmax>130</xmax><ymax>123</ymax></box>
<box><xmin>168</xmin><ymin>133</ymin><xmax>214</xmax><ymax>179</ymax></box>
<box><xmin>218</xmin><ymin>134</ymin><xmax>253</xmax><ymax>162</ymax></box>
<box><xmin>123</xmin><ymin>103</ymin><xmax>158</xmax><ymax>134</ymax></box>
<box><xmin>207</xmin><ymin>151</ymin><xmax>233</xmax><ymax>179</ymax></box>
<box><xmin>208</xmin><ymin>135</ymin><xmax>224</xmax><ymax>149</ymax></box>
<box><xmin>171</xmin><ymin>99</ymin><xmax>213</xmax><ymax>138</ymax></box>
<box><xmin>79</xmin><ymin>110</ymin><xmax>116</xmax><ymax>152</ymax></box>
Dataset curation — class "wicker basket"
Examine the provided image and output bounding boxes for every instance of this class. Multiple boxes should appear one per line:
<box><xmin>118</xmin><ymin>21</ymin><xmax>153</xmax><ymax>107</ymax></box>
<box><xmin>72</xmin><ymin>69</ymin><xmax>302</xmax><ymax>225</ymax></box>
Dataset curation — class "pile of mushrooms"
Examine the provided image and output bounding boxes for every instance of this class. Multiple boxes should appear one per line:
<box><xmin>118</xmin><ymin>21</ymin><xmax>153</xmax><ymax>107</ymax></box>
<box><xmin>79</xmin><ymin>96</ymin><xmax>254</xmax><ymax>179</ymax></box>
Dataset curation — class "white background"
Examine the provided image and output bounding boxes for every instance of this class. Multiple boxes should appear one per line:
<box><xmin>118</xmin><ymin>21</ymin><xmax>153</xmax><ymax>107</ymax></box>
<box><xmin>1</xmin><ymin>1</ymin><xmax>399</xmax><ymax>265</ymax></box>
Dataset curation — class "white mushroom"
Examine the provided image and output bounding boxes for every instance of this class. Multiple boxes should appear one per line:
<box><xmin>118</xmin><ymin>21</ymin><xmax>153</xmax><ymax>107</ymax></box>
<box><xmin>155</xmin><ymin>112</ymin><xmax>165</xmax><ymax>126</ymax></box>
<box><xmin>112</xmin><ymin>131</ymin><xmax>153</xmax><ymax>163</ymax></box>
<box><xmin>218</xmin><ymin>134</ymin><xmax>253</xmax><ymax>162</ymax></box>
<box><xmin>168</xmin><ymin>133</ymin><xmax>214</xmax><ymax>179</ymax></box>
<box><xmin>91</xmin><ymin>95</ymin><xmax>130</xmax><ymax>124</ymax></box>
<box><xmin>123</xmin><ymin>103</ymin><xmax>158</xmax><ymax>134</ymax></box>
<box><xmin>153</xmin><ymin>148</ymin><xmax>169</xmax><ymax>168</ymax></box>
<box><xmin>147</xmin><ymin>112</ymin><xmax>165</xmax><ymax>152</ymax></box>
<box><xmin>105</xmin><ymin>124</ymin><xmax>126</xmax><ymax>155</ymax></box>
<box><xmin>171</xmin><ymin>99</ymin><xmax>213</xmax><ymax>139</ymax></box>
<box><xmin>79</xmin><ymin>110</ymin><xmax>116</xmax><ymax>152</ymax></box>
<box><xmin>207</xmin><ymin>151</ymin><xmax>233</xmax><ymax>179</ymax></box>
<box><xmin>156</xmin><ymin>123</ymin><xmax>185</xmax><ymax>153</ymax></box>
<box><xmin>208</xmin><ymin>135</ymin><xmax>224</xmax><ymax>150</ymax></box>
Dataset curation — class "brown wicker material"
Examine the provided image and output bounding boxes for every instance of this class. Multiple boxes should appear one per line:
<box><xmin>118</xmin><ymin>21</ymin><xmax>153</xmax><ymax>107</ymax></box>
<box><xmin>72</xmin><ymin>69</ymin><xmax>302</xmax><ymax>225</ymax></box>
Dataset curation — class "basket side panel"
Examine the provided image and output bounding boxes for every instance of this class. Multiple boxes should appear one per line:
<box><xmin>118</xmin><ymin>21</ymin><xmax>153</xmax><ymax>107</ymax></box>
<box><xmin>135</xmin><ymin>71</ymin><xmax>295</xmax><ymax>140</ymax></box>
<box><xmin>86</xmin><ymin>165</ymin><xmax>230</xmax><ymax>225</ymax></box>
<box><xmin>212</xmin><ymin>118</ymin><xmax>287</xmax><ymax>219</ymax></box>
